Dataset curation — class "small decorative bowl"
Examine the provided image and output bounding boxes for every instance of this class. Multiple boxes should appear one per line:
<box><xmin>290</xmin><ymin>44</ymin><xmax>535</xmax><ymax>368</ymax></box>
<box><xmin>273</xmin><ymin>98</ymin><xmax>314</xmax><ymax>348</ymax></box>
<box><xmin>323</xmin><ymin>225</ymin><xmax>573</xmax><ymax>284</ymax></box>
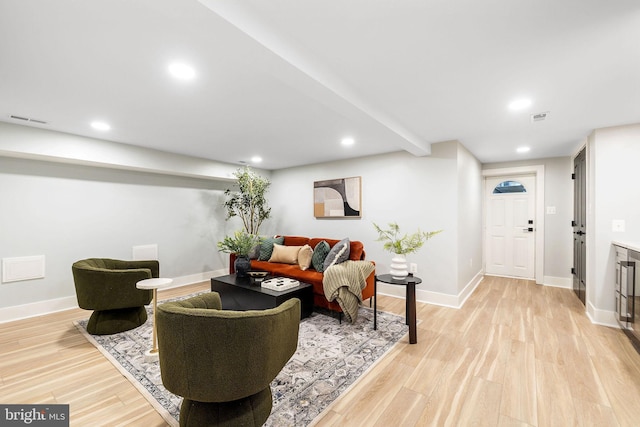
<box><xmin>248</xmin><ymin>271</ymin><xmax>268</xmax><ymax>278</ymax></box>
<box><xmin>247</xmin><ymin>271</ymin><xmax>269</xmax><ymax>283</ymax></box>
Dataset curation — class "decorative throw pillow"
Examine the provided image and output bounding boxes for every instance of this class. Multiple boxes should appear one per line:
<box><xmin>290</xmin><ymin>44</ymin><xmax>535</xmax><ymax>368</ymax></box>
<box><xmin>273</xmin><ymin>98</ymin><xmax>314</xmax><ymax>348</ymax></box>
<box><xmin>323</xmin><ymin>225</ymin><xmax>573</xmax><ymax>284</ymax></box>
<box><xmin>258</xmin><ymin>236</ymin><xmax>284</xmax><ymax>261</ymax></box>
<box><xmin>298</xmin><ymin>244</ymin><xmax>313</xmax><ymax>270</ymax></box>
<box><xmin>311</xmin><ymin>241</ymin><xmax>331</xmax><ymax>272</ymax></box>
<box><xmin>269</xmin><ymin>244</ymin><xmax>303</xmax><ymax>264</ymax></box>
<box><xmin>248</xmin><ymin>243</ymin><xmax>261</xmax><ymax>260</ymax></box>
<box><xmin>323</xmin><ymin>238</ymin><xmax>350</xmax><ymax>271</ymax></box>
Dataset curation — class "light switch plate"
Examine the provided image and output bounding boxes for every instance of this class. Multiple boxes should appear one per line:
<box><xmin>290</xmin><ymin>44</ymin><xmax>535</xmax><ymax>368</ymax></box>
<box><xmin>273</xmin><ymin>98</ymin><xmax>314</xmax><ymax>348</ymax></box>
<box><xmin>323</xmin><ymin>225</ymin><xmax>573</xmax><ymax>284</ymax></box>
<box><xmin>546</xmin><ymin>206</ymin><xmax>556</xmax><ymax>215</ymax></box>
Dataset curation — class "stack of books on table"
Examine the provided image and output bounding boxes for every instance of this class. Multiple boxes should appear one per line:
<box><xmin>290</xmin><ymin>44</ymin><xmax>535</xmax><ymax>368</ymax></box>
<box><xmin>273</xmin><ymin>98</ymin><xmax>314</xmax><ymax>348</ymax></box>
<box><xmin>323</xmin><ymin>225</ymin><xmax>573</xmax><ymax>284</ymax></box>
<box><xmin>261</xmin><ymin>277</ymin><xmax>300</xmax><ymax>291</ymax></box>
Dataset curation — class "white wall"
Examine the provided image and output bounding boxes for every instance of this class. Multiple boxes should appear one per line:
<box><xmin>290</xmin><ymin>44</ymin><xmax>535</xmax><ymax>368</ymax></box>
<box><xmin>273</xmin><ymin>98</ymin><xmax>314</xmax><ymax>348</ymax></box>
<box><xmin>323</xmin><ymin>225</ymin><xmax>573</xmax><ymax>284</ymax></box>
<box><xmin>0</xmin><ymin>124</ymin><xmax>267</xmax><ymax>320</ymax></box>
<box><xmin>483</xmin><ymin>156</ymin><xmax>573</xmax><ymax>283</ymax></box>
<box><xmin>267</xmin><ymin>141</ymin><xmax>483</xmax><ymax>303</ymax></box>
<box><xmin>457</xmin><ymin>143</ymin><xmax>483</xmax><ymax>293</ymax></box>
<box><xmin>0</xmin><ymin>157</ymin><xmax>234</xmax><ymax>313</ymax></box>
<box><xmin>587</xmin><ymin>123</ymin><xmax>640</xmax><ymax>320</ymax></box>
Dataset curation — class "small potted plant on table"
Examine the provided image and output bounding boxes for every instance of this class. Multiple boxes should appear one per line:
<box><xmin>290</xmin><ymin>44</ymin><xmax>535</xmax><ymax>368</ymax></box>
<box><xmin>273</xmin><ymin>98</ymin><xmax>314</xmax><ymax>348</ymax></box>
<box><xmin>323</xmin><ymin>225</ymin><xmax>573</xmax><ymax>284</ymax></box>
<box><xmin>373</xmin><ymin>222</ymin><xmax>442</xmax><ymax>279</ymax></box>
<box><xmin>217</xmin><ymin>230</ymin><xmax>260</xmax><ymax>277</ymax></box>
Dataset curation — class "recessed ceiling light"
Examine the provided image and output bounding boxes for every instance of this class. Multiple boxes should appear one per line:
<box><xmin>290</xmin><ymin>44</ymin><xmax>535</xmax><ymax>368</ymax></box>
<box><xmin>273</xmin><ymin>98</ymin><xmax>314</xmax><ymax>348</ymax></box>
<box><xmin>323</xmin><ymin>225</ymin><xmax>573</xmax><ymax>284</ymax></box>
<box><xmin>91</xmin><ymin>121</ymin><xmax>110</xmax><ymax>131</ymax></box>
<box><xmin>508</xmin><ymin>98</ymin><xmax>532</xmax><ymax>111</ymax></box>
<box><xmin>168</xmin><ymin>62</ymin><xmax>196</xmax><ymax>80</ymax></box>
<box><xmin>517</xmin><ymin>146</ymin><xmax>531</xmax><ymax>153</ymax></box>
<box><xmin>341</xmin><ymin>137</ymin><xmax>355</xmax><ymax>146</ymax></box>
<box><xmin>251</xmin><ymin>156</ymin><xmax>263</xmax><ymax>163</ymax></box>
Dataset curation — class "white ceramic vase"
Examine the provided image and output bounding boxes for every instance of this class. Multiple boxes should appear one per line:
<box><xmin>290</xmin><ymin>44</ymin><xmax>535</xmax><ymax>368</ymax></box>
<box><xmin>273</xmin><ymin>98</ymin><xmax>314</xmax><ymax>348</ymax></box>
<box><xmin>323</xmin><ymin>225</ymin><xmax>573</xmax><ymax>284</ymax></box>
<box><xmin>390</xmin><ymin>254</ymin><xmax>408</xmax><ymax>280</ymax></box>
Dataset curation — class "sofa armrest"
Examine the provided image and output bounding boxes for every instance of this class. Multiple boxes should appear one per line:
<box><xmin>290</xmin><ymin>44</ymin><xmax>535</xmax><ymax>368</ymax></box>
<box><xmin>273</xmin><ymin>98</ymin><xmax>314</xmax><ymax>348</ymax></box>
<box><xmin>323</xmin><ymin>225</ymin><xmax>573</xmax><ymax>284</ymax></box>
<box><xmin>361</xmin><ymin>262</ymin><xmax>376</xmax><ymax>300</ymax></box>
<box><xmin>229</xmin><ymin>253</ymin><xmax>237</xmax><ymax>274</ymax></box>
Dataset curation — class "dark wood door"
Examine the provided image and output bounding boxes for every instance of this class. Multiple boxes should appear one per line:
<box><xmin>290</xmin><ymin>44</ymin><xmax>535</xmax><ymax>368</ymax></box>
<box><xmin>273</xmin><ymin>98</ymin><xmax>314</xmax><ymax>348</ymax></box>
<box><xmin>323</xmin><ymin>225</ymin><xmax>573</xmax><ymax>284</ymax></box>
<box><xmin>573</xmin><ymin>148</ymin><xmax>587</xmax><ymax>305</ymax></box>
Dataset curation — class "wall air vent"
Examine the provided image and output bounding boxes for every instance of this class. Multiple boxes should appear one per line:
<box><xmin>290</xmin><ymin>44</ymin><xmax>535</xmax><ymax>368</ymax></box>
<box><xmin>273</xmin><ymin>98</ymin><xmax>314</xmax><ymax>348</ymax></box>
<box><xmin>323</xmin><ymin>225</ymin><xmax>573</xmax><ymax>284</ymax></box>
<box><xmin>9</xmin><ymin>115</ymin><xmax>48</xmax><ymax>125</ymax></box>
<box><xmin>531</xmin><ymin>111</ymin><xmax>549</xmax><ymax>123</ymax></box>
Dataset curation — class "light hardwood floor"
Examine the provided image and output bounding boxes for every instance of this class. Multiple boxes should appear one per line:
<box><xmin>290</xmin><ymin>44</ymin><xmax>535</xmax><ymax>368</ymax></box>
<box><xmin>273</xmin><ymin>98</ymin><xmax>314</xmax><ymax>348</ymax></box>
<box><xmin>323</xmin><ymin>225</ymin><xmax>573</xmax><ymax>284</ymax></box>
<box><xmin>2</xmin><ymin>276</ymin><xmax>640</xmax><ymax>426</ymax></box>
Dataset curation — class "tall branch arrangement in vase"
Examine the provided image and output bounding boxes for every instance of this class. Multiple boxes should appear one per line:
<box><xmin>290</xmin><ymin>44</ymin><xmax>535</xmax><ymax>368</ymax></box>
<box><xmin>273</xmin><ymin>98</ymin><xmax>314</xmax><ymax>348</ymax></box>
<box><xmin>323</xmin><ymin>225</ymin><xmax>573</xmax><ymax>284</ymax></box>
<box><xmin>223</xmin><ymin>166</ymin><xmax>271</xmax><ymax>235</ymax></box>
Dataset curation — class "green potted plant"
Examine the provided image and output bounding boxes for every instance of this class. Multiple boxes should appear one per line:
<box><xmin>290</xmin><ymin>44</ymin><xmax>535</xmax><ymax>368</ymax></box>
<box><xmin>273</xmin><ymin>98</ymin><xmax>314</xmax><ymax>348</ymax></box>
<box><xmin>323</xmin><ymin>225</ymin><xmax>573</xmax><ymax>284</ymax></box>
<box><xmin>373</xmin><ymin>222</ymin><xmax>442</xmax><ymax>279</ymax></box>
<box><xmin>217</xmin><ymin>230</ymin><xmax>260</xmax><ymax>277</ymax></box>
<box><xmin>223</xmin><ymin>166</ymin><xmax>271</xmax><ymax>235</ymax></box>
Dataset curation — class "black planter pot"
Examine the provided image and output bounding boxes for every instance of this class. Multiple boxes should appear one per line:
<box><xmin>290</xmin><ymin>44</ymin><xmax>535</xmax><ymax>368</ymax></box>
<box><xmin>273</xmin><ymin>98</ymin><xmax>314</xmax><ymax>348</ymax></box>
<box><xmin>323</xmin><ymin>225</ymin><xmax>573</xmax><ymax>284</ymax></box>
<box><xmin>234</xmin><ymin>255</ymin><xmax>251</xmax><ymax>277</ymax></box>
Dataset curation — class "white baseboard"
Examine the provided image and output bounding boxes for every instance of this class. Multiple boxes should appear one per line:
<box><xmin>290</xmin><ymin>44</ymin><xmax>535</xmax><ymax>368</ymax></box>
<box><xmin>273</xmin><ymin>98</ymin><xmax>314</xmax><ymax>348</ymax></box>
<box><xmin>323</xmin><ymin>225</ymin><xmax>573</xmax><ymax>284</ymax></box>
<box><xmin>586</xmin><ymin>300</ymin><xmax>618</xmax><ymax>328</ymax></box>
<box><xmin>543</xmin><ymin>275</ymin><xmax>573</xmax><ymax>289</ymax></box>
<box><xmin>164</xmin><ymin>269</ymin><xmax>226</xmax><ymax>289</ymax></box>
<box><xmin>0</xmin><ymin>270</ymin><xmax>224</xmax><ymax>324</ymax></box>
<box><xmin>377</xmin><ymin>270</ymin><xmax>484</xmax><ymax>309</ymax></box>
<box><xmin>0</xmin><ymin>295</ymin><xmax>79</xmax><ymax>324</ymax></box>
<box><xmin>415</xmin><ymin>288</ymin><xmax>461</xmax><ymax>308</ymax></box>
<box><xmin>457</xmin><ymin>271</ymin><xmax>484</xmax><ymax>307</ymax></box>
<box><xmin>542</xmin><ymin>277</ymin><xmax>618</xmax><ymax>329</ymax></box>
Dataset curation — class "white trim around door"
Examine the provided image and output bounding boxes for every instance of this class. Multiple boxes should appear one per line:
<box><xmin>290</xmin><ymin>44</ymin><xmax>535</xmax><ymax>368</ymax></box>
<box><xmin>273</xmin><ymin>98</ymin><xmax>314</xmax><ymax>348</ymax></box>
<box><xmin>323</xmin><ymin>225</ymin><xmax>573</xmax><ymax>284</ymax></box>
<box><xmin>482</xmin><ymin>165</ymin><xmax>545</xmax><ymax>285</ymax></box>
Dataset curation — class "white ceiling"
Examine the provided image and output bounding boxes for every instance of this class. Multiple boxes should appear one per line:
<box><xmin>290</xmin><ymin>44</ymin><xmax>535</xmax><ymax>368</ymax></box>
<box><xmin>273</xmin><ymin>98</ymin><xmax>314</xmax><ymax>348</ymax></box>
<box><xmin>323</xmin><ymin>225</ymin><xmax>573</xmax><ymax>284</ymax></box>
<box><xmin>1</xmin><ymin>0</ymin><xmax>638</xmax><ymax>170</ymax></box>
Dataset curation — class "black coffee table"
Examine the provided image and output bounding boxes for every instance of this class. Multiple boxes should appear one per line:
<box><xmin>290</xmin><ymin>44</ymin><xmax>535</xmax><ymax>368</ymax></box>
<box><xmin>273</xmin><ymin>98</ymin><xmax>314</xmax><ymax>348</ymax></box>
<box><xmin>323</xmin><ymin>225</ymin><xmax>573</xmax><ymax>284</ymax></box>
<box><xmin>210</xmin><ymin>274</ymin><xmax>313</xmax><ymax>319</ymax></box>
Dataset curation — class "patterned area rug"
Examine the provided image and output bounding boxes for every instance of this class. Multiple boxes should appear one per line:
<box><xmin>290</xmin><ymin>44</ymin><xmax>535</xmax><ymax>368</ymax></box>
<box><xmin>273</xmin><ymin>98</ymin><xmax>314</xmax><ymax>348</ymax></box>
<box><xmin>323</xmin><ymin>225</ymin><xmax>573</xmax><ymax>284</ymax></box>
<box><xmin>75</xmin><ymin>296</ymin><xmax>408</xmax><ymax>426</ymax></box>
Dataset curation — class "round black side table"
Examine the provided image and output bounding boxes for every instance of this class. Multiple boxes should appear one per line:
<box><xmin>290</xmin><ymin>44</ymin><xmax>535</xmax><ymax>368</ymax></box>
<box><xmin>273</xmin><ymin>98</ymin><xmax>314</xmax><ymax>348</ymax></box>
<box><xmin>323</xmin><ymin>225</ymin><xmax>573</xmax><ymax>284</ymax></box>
<box><xmin>375</xmin><ymin>274</ymin><xmax>422</xmax><ymax>344</ymax></box>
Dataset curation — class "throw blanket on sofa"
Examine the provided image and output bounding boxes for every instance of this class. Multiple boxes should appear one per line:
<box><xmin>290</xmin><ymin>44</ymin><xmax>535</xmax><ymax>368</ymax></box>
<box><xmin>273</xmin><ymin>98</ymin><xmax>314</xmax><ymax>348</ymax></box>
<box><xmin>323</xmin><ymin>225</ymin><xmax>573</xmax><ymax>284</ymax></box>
<box><xmin>323</xmin><ymin>260</ymin><xmax>375</xmax><ymax>323</ymax></box>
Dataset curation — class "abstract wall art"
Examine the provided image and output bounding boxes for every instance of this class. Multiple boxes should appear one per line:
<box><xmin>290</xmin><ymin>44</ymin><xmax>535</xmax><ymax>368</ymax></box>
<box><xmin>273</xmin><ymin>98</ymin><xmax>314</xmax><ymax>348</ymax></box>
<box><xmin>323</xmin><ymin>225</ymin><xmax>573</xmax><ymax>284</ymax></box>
<box><xmin>313</xmin><ymin>176</ymin><xmax>361</xmax><ymax>218</ymax></box>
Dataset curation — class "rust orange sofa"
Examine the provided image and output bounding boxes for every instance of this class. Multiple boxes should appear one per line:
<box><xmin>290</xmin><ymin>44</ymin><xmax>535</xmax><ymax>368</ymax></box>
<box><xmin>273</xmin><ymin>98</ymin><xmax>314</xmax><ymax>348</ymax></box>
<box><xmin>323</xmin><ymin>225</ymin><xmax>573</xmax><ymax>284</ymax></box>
<box><xmin>230</xmin><ymin>235</ymin><xmax>375</xmax><ymax>314</ymax></box>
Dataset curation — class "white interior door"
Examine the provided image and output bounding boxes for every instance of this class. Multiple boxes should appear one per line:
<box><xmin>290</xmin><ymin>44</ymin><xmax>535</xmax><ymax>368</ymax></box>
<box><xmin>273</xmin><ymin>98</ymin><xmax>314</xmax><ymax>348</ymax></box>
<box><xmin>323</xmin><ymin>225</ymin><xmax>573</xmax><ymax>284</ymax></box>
<box><xmin>485</xmin><ymin>175</ymin><xmax>536</xmax><ymax>279</ymax></box>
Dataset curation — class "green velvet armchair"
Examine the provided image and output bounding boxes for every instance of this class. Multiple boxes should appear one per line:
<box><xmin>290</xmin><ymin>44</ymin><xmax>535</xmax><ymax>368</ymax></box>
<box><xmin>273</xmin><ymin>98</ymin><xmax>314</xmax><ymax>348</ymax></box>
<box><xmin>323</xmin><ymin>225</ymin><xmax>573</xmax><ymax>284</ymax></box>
<box><xmin>156</xmin><ymin>292</ymin><xmax>300</xmax><ymax>427</ymax></box>
<box><xmin>72</xmin><ymin>258</ymin><xmax>157</xmax><ymax>335</ymax></box>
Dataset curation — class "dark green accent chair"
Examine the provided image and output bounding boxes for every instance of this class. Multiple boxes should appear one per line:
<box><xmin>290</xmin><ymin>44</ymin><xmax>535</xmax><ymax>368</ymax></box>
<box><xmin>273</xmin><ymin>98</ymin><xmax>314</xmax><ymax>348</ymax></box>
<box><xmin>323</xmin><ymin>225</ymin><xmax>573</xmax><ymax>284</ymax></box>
<box><xmin>156</xmin><ymin>292</ymin><xmax>300</xmax><ymax>427</ymax></box>
<box><xmin>72</xmin><ymin>258</ymin><xmax>157</xmax><ymax>335</ymax></box>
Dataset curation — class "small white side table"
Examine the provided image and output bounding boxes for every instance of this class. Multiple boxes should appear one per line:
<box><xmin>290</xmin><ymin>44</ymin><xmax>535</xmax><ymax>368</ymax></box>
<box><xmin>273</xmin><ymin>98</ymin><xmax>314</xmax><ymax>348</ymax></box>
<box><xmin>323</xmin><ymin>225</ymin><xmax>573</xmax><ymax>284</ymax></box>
<box><xmin>136</xmin><ymin>277</ymin><xmax>173</xmax><ymax>361</ymax></box>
